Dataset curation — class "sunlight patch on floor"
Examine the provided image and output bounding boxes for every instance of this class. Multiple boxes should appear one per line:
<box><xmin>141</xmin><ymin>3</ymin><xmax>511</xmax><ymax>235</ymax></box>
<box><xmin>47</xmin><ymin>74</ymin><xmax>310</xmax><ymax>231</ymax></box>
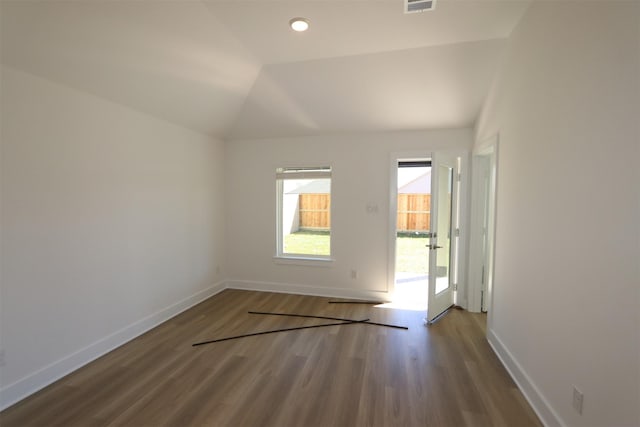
<box><xmin>377</xmin><ymin>274</ymin><xmax>428</xmax><ymax>311</ymax></box>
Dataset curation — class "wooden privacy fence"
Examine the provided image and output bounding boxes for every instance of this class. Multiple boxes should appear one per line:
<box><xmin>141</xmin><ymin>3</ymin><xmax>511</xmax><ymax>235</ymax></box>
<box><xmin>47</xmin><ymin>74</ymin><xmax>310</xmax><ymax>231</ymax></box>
<box><xmin>299</xmin><ymin>194</ymin><xmax>331</xmax><ymax>230</ymax></box>
<box><xmin>297</xmin><ymin>193</ymin><xmax>430</xmax><ymax>232</ymax></box>
<box><xmin>397</xmin><ymin>194</ymin><xmax>430</xmax><ymax>232</ymax></box>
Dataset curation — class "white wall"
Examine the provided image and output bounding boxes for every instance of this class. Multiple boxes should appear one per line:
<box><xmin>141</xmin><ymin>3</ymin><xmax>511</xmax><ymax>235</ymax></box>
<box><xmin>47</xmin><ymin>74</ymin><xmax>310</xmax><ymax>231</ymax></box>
<box><xmin>0</xmin><ymin>66</ymin><xmax>226</xmax><ymax>409</ymax></box>
<box><xmin>225</xmin><ymin>130</ymin><xmax>471</xmax><ymax>299</ymax></box>
<box><xmin>475</xmin><ymin>2</ymin><xmax>639</xmax><ymax>426</ymax></box>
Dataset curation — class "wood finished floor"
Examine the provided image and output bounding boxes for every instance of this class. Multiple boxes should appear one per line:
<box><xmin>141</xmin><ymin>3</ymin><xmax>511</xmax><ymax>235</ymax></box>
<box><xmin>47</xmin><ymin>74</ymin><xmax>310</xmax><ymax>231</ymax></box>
<box><xmin>0</xmin><ymin>289</ymin><xmax>541</xmax><ymax>427</ymax></box>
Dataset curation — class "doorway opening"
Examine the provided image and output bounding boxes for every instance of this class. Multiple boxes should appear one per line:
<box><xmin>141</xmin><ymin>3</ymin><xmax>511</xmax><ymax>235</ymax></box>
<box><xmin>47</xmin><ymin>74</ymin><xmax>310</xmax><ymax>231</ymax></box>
<box><xmin>386</xmin><ymin>151</ymin><xmax>464</xmax><ymax>317</ymax></box>
<box><xmin>393</xmin><ymin>160</ymin><xmax>431</xmax><ymax>310</ymax></box>
<box><xmin>468</xmin><ymin>136</ymin><xmax>498</xmax><ymax>325</ymax></box>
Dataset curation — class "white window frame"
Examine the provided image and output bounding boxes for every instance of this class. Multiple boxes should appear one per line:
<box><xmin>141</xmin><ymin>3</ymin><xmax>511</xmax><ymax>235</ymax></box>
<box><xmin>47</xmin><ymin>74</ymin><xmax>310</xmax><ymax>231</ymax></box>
<box><xmin>275</xmin><ymin>166</ymin><xmax>333</xmax><ymax>263</ymax></box>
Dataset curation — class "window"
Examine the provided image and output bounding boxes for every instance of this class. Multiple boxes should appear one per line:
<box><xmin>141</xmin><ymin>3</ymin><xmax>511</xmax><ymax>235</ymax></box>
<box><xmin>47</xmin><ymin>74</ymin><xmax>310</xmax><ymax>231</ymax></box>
<box><xmin>276</xmin><ymin>166</ymin><xmax>332</xmax><ymax>259</ymax></box>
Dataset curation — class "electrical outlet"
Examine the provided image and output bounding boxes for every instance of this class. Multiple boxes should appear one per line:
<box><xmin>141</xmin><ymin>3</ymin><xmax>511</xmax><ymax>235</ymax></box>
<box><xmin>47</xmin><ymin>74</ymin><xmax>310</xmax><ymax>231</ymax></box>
<box><xmin>350</xmin><ymin>269</ymin><xmax>358</xmax><ymax>279</ymax></box>
<box><xmin>572</xmin><ymin>386</ymin><xmax>583</xmax><ymax>414</ymax></box>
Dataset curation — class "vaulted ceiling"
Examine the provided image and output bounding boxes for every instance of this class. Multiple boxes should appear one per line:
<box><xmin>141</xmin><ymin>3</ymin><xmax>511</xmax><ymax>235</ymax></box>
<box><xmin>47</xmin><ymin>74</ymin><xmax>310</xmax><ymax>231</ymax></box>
<box><xmin>0</xmin><ymin>0</ymin><xmax>531</xmax><ymax>140</ymax></box>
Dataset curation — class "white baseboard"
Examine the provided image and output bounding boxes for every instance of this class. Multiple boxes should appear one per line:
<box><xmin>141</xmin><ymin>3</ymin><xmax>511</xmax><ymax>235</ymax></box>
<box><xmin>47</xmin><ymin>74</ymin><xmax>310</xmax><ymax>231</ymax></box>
<box><xmin>226</xmin><ymin>279</ymin><xmax>391</xmax><ymax>302</ymax></box>
<box><xmin>487</xmin><ymin>328</ymin><xmax>565</xmax><ymax>427</ymax></box>
<box><xmin>0</xmin><ymin>281</ymin><xmax>226</xmax><ymax>411</ymax></box>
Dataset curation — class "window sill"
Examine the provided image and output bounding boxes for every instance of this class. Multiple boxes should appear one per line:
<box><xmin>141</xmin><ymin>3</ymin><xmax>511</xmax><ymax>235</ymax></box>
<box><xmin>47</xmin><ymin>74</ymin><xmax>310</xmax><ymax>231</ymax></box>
<box><xmin>273</xmin><ymin>256</ymin><xmax>334</xmax><ymax>267</ymax></box>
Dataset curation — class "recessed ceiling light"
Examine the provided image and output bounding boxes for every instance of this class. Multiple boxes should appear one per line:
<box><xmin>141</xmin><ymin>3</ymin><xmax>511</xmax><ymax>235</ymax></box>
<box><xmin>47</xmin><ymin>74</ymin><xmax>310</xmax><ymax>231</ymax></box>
<box><xmin>289</xmin><ymin>18</ymin><xmax>309</xmax><ymax>32</ymax></box>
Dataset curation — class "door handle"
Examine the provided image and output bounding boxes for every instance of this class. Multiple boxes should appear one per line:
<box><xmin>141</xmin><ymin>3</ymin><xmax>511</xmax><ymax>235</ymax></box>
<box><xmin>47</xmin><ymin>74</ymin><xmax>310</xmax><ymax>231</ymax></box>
<box><xmin>425</xmin><ymin>244</ymin><xmax>443</xmax><ymax>250</ymax></box>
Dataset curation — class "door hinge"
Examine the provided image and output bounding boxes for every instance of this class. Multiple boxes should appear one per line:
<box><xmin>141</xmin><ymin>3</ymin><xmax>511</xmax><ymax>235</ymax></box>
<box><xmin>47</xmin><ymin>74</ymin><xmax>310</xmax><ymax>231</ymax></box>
<box><xmin>454</xmin><ymin>228</ymin><xmax>460</xmax><ymax>237</ymax></box>
<box><xmin>457</xmin><ymin>172</ymin><xmax>462</xmax><ymax>182</ymax></box>
<box><xmin>481</xmin><ymin>265</ymin><xmax>485</xmax><ymax>285</ymax></box>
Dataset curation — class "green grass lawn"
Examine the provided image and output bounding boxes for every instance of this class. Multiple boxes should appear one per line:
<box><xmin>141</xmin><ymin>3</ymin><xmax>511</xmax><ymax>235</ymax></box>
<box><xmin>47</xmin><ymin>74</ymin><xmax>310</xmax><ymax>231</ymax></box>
<box><xmin>284</xmin><ymin>231</ymin><xmax>428</xmax><ymax>273</ymax></box>
<box><xmin>284</xmin><ymin>231</ymin><xmax>330</xmax><ymax>256</ymax></box>
<box><xmin>395</xmin><ymin>236</ymin><xmax>429</xmax><ymax>273</ymax></box>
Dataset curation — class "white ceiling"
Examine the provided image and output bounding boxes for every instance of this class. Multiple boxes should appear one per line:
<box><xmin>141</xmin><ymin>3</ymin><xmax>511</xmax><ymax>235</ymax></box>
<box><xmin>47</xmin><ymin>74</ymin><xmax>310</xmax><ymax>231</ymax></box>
<box><xmin>0</xmin><ymin>0</ymin><xmax>531</xmax><ymax>140</ymax></box>
<box><xmin>228</xmin><ymin>39</ymin><xmax>507</xmax><ymax>139</ymax></box>
<box><xmin>204</xmin><ymin>0</ymin><xmax>529</xmax><ymax>64</ymax></box>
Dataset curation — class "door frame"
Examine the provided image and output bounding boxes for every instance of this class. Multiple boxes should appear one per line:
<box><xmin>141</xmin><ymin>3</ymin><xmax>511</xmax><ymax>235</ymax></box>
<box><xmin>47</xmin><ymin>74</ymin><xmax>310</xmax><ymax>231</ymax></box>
<box><xmin>468</xmin><ymin>135</ymin><xmax>499</xmax><ymax>320</ymax></box>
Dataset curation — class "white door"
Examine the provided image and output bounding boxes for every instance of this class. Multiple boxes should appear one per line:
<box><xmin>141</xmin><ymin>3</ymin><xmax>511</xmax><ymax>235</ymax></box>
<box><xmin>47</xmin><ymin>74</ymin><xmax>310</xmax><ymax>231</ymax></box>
<box><xmin>425</xmin><ymin>153</ymin><xmax>457</xmax><ymax>323</ymax></box>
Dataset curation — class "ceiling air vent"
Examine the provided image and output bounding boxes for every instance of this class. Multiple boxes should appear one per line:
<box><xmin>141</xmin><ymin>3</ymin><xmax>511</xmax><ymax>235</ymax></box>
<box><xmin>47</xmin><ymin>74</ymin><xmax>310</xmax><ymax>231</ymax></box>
<box><xmin>404</xmin><ymin>0</ymin><xmax>436</xmax><ymax>13</ymax></box>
